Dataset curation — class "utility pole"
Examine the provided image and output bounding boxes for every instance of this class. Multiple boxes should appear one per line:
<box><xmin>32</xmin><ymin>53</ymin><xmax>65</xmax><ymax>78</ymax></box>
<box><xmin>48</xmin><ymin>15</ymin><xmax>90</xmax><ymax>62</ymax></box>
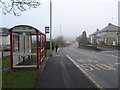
<box><xmin>50</xmin><ymin>0</ymin><xmax>52</xmax><ymax>55</ymax></box>
<box><xmin>111</xmin><ymin>17</ymin><xmax>113</xmax><ymax>24</ymax></box>
<box><xmin>59</xmin><ymin>24</ymin><xmax>62</xmax><ymax>46</ymax></box>
<box><xmin>59</xmin><ymin>24</ymin><xmax>61</xmax><ymax>36</ymax></box>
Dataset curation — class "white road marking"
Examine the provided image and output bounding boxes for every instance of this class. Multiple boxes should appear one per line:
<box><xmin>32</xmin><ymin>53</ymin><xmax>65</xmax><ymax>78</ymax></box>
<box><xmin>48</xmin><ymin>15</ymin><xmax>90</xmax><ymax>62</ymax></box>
<box><xmin>105</xmin><ymin>54</ymin><xmax>118</xmax><ymax>58</ymax></box>
<box><xmin>66</xmin><ymin>55</ymin><xmax>105</xmax><ymax>90</ymax></box>
<box><xmin>115</xmin><ymin>63</ymin><xmax>120</xmax><ymax>65</ymax></box>
<box><xmin>55</xmin><ymin>54</ymin><xmax>60</xmax><ymax>56</ymax></box>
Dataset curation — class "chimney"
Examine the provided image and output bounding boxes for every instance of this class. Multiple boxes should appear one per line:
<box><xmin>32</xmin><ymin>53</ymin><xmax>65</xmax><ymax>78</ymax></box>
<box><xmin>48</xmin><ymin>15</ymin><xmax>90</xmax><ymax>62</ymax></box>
<box><xmin>108</xmin><ymin>23</ymin><xmax>112</xmax><ymax>25</ymax></box>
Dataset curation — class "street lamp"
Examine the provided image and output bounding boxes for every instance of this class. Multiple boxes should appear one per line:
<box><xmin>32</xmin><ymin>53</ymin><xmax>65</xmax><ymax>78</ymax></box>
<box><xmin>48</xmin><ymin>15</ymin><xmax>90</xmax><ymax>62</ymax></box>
<box><xmin>50</xmin><ymin>0</ymin><xmax>52</xmax><ymax>56</ymax></box>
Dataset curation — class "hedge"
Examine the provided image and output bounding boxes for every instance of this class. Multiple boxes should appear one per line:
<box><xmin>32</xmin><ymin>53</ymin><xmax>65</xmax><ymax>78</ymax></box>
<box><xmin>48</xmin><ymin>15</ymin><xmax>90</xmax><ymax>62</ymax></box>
<box><xmin>46</xmin><ymin>41</ymin><xmax>55</xmax><ymax>50</ymax></box>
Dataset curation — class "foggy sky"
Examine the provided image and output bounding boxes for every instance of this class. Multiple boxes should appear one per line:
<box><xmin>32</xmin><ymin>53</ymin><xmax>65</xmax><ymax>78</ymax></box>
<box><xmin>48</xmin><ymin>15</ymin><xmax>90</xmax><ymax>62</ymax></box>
<box><xmin>0</xmin><ymin>0</ymin><xmax>119</xmax><ymax>40</ymax></box>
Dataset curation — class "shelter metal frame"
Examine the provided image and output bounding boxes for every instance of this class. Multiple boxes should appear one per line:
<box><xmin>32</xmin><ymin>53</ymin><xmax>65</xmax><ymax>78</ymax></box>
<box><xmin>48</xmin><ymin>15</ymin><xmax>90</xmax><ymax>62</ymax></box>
<box><xmin>9</xmin><ymin>25</ymin><xmax>46</xmax><ymax>69</ymax></box>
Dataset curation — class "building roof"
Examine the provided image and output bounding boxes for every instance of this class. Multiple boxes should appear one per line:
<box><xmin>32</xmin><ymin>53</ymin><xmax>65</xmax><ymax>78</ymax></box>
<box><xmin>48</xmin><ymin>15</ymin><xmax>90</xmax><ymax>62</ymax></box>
<box><xmin>89</xmin><ymin>23</ymin><xmax>120</xmax><ymax>36</ymax></box>
<box><xmin>100</xmin><ymin>23</ymin><xmax>120</xmax><ymax>32</ymax></box>
<box><xmin>89</xmin><ymin>29</ymin><xmax>100</xmax><ymax>36</ymax></box>
<box><xmin>0</xmin><ymin>28</ymin><xmax>9</xmax><ymax>36</ymax></box>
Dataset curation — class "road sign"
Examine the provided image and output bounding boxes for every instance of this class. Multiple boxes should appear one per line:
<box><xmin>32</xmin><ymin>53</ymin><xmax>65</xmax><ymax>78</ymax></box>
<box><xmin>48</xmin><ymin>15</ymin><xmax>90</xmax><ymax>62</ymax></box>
<box><xmin>45</xmin><ymin>26</ymin><xmax>49</xmax><ymax>33</ymax></box>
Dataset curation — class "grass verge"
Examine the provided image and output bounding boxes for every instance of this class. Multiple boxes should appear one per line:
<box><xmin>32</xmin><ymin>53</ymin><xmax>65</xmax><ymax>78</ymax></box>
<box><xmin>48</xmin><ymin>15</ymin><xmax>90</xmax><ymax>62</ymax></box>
<box><xmin>2</xmin><ymin>57</ymin><xmax>10</xmax><ymax>68</ymax></box>
<box><xmin>47</xmin><ymin>49</ymin><xmax>52</xmax><ymax>56</ymax></box>
<box><xmin>2</xmin><ymin>50</ymin><xmax>51</xmax><ymax>88</ymax></box>
<box><xmin>2</xmin><ymin>57</ymin><xmax>38</xmax><ymax>88</ymax></box>
<box><xmin>2</xmin><ymin>70</ymin><xmax>38</xmax><ymax>88</ymax></box>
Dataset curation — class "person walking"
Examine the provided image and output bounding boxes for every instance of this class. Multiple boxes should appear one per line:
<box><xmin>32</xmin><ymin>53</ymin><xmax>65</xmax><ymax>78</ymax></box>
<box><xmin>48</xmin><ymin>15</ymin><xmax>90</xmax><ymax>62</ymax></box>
<box><xmin>55</xmin><ymin>45</ymin><xmax>58</xmax><ymax>53</ymax></box>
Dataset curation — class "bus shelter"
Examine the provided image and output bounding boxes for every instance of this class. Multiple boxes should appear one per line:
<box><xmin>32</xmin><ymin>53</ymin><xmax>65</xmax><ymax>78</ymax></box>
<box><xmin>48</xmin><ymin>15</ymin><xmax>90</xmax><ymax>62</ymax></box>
<box><xmin>9</xmin><ymin>25</ymin><xmax>46</xmax><ymax>69</ymax></box>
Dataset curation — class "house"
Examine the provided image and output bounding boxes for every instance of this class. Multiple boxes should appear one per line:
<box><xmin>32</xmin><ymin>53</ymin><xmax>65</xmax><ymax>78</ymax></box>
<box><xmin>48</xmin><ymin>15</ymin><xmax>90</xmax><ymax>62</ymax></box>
<box><xmin>0</xmin><ymin>28</ymin><xmax>10</xmax><ymax>49</ymax></box>
<box><xmin>89</xmin><ymin>23</ymin><xmax>120</xmax><ymax>46</ymax></box>
<box><xmin>89</xmin><ymin>29</ymin><xmax>99</xmax><ymax>45</ymax></box>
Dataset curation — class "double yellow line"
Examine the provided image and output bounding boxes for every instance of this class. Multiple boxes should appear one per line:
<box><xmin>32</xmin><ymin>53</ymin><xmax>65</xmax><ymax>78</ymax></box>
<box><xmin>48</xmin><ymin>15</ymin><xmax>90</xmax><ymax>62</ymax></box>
<box><xmin>66</xmin><ymin>55</ymin><xmax>105</xmax><ymax>90</ymax></box>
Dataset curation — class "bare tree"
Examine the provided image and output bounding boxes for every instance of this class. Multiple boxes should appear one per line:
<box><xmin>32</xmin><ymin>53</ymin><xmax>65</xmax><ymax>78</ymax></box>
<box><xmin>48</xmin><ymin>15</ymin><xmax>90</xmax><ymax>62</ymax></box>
<box><xmin>54</xmin><ymin>36</ymin><xmax>71</xmax><ymax>47</ymax></box>
<box><xmin>0</xmin><ymin>0</ymin><xmax>40</xmax><ymax>16</ymax></box>
<box><xmin>54</xmin><ymin>36</ymin><xmax>64</xmax><ymax>46</ymax></box>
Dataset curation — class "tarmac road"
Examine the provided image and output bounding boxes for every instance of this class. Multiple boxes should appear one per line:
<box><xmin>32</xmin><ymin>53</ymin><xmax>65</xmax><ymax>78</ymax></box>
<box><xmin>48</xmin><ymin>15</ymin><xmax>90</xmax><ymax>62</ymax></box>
<box><xmin>63</xmin><ymin>42</ymin><xmax>119</xmax><ymax>89</ymax></box>
<box><xmin>38</xmin><ymin>42</ymin><xmax>119</xmax><ymax>89</ymax></box>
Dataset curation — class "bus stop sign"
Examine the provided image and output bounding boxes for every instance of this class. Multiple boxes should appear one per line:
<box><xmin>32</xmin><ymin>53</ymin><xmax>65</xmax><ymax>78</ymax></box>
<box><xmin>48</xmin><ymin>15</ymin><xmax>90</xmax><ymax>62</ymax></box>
<box><xmin>45</xmin><ymin>26</ymin><xmax>49</xmax><ymax>33</ymax></box>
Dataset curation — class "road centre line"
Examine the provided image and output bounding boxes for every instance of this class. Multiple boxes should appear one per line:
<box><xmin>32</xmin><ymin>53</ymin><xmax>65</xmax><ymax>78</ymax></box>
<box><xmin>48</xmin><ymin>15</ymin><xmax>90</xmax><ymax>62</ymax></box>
<box><xmin>66</xmin><ymin>55</ymin><xmax>105</xmax><ymax>90</ymax></box>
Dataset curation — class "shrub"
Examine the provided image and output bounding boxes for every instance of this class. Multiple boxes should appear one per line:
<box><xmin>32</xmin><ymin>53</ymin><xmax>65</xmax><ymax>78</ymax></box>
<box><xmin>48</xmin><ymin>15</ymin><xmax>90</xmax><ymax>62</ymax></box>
<box><xmin>46</xmin><ymin>41</ymin><xmax>55</xmax><ymax>50</ymax></box>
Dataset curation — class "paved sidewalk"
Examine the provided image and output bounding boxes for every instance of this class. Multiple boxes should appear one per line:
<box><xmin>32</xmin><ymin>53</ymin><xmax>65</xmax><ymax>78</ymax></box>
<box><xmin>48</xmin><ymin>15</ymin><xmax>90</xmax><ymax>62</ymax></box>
<box><xmin>36</xmin><ymin>49</ymin><xmax>98</xmax><ymax>88</ymax></box>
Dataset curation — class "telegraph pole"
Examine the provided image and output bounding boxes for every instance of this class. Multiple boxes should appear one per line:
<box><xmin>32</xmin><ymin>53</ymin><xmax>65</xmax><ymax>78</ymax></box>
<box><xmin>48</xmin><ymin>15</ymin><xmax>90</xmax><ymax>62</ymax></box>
<box><xmin>111</xmin><ymin>17</ymin><xmax>113</xmax><ymax>24</ymax></box>
<box><xmin>59</xmin><ymin>24</ymin><xmax>61</xmax><ymax>36</ymax></box>
<box><xmin>50</xmin><ymin>0</ymin><xmax>52</xmax><ymax>55</ymax></box>
<box><xmin>59</xmin><ymin>24</ymin><xmax>62</xmax><ymax>46</ymax></box>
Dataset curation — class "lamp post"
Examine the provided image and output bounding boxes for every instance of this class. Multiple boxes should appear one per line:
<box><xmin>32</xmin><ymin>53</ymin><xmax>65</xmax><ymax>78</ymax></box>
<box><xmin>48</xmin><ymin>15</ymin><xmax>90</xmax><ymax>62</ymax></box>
<box><xmin>50</xmin><ymin>0</ymin><xmax>52</xmax><ymax>56</ymax></box>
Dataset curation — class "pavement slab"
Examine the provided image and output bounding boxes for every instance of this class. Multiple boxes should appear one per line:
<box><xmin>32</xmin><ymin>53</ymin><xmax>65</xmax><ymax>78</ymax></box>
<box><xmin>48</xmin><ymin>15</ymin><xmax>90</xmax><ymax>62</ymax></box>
<box><xmin>36</xmin><ymin>50</ymin><xmax>97</xmax><ymax>88</ymax></box>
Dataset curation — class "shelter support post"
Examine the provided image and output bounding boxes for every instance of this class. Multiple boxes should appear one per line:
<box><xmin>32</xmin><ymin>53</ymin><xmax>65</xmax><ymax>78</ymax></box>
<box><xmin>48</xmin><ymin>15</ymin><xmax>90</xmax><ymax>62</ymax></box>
<box><xmin>44</xmin><ymin>34</ymin><xmax>46</xmax><ymax>57</ymax></box>
<box><xmin>36</xmin><ymin>31</ymin><xmax>39</xmax><ymax>69</ymax></box>
<box><xmin>18</xmin><ymin>35</ymin><xmax>20</xmax><ymax>61</ymax></box>
<box><xmin>40</xmin><ymin>34</ymin><xmax>41</xmax><ymax>63</ymax></box>
<box><xmin>44</xmin><ymin>28</ymin><xmax>47</xmax><ymax>58</ymax></box>
<box><xmin>10</xmin><ymin>30</ymin><xmax>13</xmax><ymax>69</ymax></box>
